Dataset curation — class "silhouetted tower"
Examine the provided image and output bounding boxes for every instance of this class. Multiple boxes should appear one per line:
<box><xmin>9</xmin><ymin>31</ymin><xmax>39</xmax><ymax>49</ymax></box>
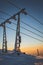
<box><xmin>15</xmin><ymin>14</ymin><xmax>21</xmax><ymax>52</ymax></box>
<box><xmin>37</xmin><ymin>49</ymin><xmax>39</xmax><ymax>56</ymax></box>
<box><xmin>14</xmin><ymin>8</ymin><xmax>27</xmax><ymax>52</ymax></box>
<box><xmin>2</xmin><ymin>23</ymin><xmax>7</xmax><ymax>53</ymax></box>
<box><xmin>0</xmin><ymin>20</ymin><xmax>11</xmax><ymax>53</ymax></box>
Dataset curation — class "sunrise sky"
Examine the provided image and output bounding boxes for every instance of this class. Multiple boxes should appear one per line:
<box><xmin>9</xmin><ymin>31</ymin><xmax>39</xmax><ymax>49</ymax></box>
<box><xmin>0</xmin><ymin>0</ymin><xmax>43</xmax><ymax>55</ymax></box>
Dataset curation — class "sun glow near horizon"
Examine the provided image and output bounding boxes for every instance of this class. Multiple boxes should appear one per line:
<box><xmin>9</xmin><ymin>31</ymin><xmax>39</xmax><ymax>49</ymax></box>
<box><xmin>7</xmin><ymin>44</ymin><xmax>43</xmax><ymax>55</ymax></box>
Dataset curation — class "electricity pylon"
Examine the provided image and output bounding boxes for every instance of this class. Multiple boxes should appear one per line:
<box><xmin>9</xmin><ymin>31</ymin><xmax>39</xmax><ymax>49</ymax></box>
<box><xmin>0</xmin><ymin>8</ymin><xmax>27</xmax><ymax>53</ymax></box>
<box><xmin>15</xmin><ymin>13</ymin><xmax>21</xmax><ymax>52</ymax></box>
<box><xmin>14</xmin><ymin>8</ymin><xmax>27</xmax><ymax>52</ymax></box>
<box><xmin>0</xmin><ymin>20</ymin><xmax>11</xmax><ymax>53</ymax></box>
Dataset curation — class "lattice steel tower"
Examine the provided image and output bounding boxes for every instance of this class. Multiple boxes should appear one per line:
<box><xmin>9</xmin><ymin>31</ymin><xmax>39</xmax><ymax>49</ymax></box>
<box><xmin>0</xmin><ymin>20</ymin><xmax>11</xmax><ymax>53</ymax></box>
<box><xmin>14</xmin><ymin>8</ymin><xmax>27</xmax><ymax>52</ymax></box>
<box><xmin>2</xmin><ymin>23</ymin><xmax>7</xmax><ymax>53</ymax></box>
<box><xmin>15</xmin><ymin>13</ymin><xmax>21</xmax><ymax>52</ymax></box>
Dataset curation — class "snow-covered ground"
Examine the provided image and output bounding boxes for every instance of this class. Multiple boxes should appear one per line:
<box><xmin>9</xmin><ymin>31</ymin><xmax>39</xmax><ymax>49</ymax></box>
<box><xmin>0</xmin><ymin>53</ymin><xmax>43</xmax><ymax>65</ymax></box>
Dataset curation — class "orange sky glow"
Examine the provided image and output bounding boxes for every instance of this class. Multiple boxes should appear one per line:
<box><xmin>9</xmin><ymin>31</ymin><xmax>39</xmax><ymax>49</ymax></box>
<box><xmin>7</xmin><ymin>44</ymin><xmax>43</xmax><ymax>55</ymax></box>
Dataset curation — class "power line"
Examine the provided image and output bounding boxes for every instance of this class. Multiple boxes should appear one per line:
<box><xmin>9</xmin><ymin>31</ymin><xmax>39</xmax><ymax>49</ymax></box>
<box><xmin>7</xmin><ymin>0</ymin><xmax>21</xmax><ymax>9</ymax></box>
<box><xmin>21</xmin><ymin>32</ymin><xmax>43</xmax><ymax>42</ymax></box>
<box><xmin>0</xmin><ymin>17</ymin><xmax>43</xmax><ymax>42</ymax></box>
<box><xmin>0</xmin><ymin>18</ymin><xmax>6</xmax><ymax>20</ymax></box>
<box><xmin>21</xmin><ymin>21</ymin><xmax>43</xmax><ymax>34</ymax></box>
<box><xmin>7</xmin><ymin>0</ymin><xmax>43</xmax><ymax>25</ymax></box>
<box><xmin>0</xmin><ymin>10</ymin><xmax>11</xmax><ymax>16</ymax></box>
<box><xmin>6</xmin><ymin>26</ymin><xmax>43</xmax><ymax>42</ymax></box>
<box><xmin>21</xmin><ymin>26</ymin><xmax>43</xmax><ymax>38</ymax></box>
<box><xmin>0</xmin><ymin>8</ymin><xmax>43</xmax><ymax>34</ymax></box>
<box><xmin>0</xmin><ymin>17</ymin><xmax>43</xmax><ymax>35</ymax></box>
<box><xmin>0</xmin><ymin>17</ymin><xmax>43</xmax><ymax>38</ymax></box>
<box><xmin>11</xmin><ymin>22</ymin><xmax>43</xmax><ymax>38</ymax></box>
<box><xmin>0</xmin><ymin>10</ymin><xmax>43</xmax><ymax>35</ymax></box>
<box><xmin>0</xmin><ymin>8</ymin><xmax>27</xmax><ymax>20</ymax></box>
<box><xmin>27</xmin><ymin>13</ymin><xmax>43</xmax><ymax>25</ymax></box>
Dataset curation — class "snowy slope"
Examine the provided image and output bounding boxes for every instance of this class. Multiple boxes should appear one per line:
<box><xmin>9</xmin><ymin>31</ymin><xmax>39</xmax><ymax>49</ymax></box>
<box><xmin>0</xmin><ymin>53</ymin><xmax>43</xmax><ymax>65</ymax></box>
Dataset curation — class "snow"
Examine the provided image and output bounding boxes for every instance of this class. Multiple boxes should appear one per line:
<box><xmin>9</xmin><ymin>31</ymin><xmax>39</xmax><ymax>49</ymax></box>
<box><xmin>36</xmin><ymin>56</ymin><xmax>43</xmax><ymax>59</ymax></box>
<box><xmin>0</xmin><ymin>52</ymin><xmax>43</xmax><ymax>65</ymax></box>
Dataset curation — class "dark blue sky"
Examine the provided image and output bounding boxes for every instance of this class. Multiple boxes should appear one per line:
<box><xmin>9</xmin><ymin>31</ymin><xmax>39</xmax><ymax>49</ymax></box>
<box><xmin>0</xmin><ymin>0</ymin><xmax>43</xmax><ymax>22</ymax></box>
<box><xmin>0</xmin><ymin>0</ymin><xmax>43</xmax><ymax>50</ymax></box>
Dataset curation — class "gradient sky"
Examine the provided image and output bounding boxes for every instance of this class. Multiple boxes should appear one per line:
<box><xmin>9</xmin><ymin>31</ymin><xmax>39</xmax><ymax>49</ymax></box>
<box><xmin>0</xmin><ymin>0</ymin><xmax>43</xmax><ymax>55</ymax></box>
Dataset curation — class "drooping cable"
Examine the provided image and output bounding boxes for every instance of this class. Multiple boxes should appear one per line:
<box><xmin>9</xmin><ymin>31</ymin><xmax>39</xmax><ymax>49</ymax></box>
<box><xmin>6</xmin><ymin>26</ymin><xmax>43</xmax><ymax>42</ymax></box>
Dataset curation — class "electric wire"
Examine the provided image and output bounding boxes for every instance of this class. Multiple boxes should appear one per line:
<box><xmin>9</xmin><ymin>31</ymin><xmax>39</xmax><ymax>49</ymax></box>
<box><xmin>0</xmin><ymin>10</ymin><xmax>43</xmax><ymax>35</ymax></box>
<box><xmin>11</xmin><ymin>22</ymin><xmax>43</xmax><ymax>38</ymax></box>
<box><xmin>27</xmin><ymin>13</ymin><xmax>43</xmax><ymax>25</ymax></box>
<box><xmin>0</xmin><ymin>10</ymin><xmax>11</xmax><ymax>16</ymax></box>
<box><xmin>0</xmin><ymin>17</ymin><xmax>43</xmax><ymax>35</ymax></box>
<box><xmin>21</xmin><ymin>21</ymin><xmax>43</xmax><ymax>34</ymax></box>
<box><xmin>0</xmin><ymin>17</ymin><xmax>43</xmax><ymax>42</ymax></box>
<box><xmin>0</xmin><ymin>17</ymin><xmax>43</xmax><ymax>38</ymax></box>
<box><xmin>6</xmin><ymin>26</ymin><xmax>43</xmax><ymax>42</ymax></box>
<box><xmin>7</xmin><ymin>0</ymin><xmax>43</xmax><ymax>25</ymax></box>
<box><xmin>0</xmin><ymin>18</ymin><xmax>5</xmax><ymax>20</ymax></box>
<box><xmin>7</xmin><ymin>0</ymin><xmax>21</xmax><ymax>9</ymax></box>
